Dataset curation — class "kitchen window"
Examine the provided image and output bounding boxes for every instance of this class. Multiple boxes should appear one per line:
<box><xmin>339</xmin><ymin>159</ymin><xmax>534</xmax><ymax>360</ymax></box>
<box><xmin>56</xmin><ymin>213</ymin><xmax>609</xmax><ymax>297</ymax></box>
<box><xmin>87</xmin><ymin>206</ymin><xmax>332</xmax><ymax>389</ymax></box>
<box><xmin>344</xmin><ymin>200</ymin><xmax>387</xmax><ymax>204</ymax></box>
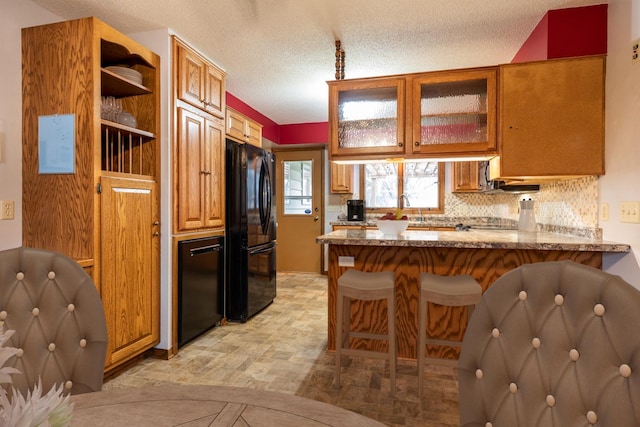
<box><xmin>360</xmin><ymin>161</ymin><xmax>444</xmax><ymax>214</ymax></box>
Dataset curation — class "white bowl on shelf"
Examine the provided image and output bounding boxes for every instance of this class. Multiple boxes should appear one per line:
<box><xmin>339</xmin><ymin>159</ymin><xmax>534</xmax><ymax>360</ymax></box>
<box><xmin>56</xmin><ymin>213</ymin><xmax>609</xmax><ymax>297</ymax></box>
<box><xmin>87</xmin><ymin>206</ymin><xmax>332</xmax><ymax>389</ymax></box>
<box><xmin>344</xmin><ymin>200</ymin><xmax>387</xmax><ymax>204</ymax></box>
<box><xmin>376</xmin><ymin>220</ymin><xmax>409</xmax><ymax>235</ymax></box>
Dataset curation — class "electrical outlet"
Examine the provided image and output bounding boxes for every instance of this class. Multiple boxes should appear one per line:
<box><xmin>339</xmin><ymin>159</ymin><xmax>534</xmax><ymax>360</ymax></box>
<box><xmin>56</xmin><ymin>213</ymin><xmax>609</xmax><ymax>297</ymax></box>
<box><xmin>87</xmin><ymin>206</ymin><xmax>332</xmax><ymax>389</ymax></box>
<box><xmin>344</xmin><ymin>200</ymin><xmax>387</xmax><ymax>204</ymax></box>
<box><xmin>620</xmin><ymin>201</ymin><xmax>640</xmax><ymax>223</ymax></box>
<box><xmin>0</xmin><ymin>200</ymin><xmax>15</xmax><ymax>220</ymax></box>
<box><xmin>633</xmin><ymin>38</ymin><xmax>640</xmax><ymax>64</ymax></box>
<box><xmin>338</xmin><ymin>256</ymin><xmax>355</xmax><ymax>267</ymax></box>
<box><xmin>601</xmin><ymin>203</ymin><xmax>609</xmax><ymax>221</ymax></box>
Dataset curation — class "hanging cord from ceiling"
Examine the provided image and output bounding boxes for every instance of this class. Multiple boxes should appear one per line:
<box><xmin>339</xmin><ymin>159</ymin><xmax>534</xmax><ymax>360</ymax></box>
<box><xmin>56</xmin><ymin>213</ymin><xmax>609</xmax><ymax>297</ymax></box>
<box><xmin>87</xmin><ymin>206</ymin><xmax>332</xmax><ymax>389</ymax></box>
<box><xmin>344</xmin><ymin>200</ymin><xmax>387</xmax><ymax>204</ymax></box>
<box><xmin>335</xmin><ymin>40</ymin><xmax>345</xmax><ymax>80</ymax></box>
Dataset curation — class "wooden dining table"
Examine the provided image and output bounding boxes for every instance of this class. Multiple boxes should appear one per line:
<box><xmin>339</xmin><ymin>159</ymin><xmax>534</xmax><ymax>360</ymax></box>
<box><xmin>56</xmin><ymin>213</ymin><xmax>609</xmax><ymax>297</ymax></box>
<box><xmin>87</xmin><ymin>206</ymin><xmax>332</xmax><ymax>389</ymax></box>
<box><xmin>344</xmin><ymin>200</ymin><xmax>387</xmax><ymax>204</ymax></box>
<box><xmin>70</xmin><ymin>384</ymin><xmax>385</xmax><ymax>426</ymax></box>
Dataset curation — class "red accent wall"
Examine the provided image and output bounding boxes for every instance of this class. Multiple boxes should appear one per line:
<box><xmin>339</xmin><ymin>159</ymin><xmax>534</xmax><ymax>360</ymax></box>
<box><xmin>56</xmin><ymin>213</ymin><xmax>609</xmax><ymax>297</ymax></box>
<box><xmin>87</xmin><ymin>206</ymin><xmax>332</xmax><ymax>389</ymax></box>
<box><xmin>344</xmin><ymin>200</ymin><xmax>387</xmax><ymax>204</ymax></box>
<box><xmin>226</xmin><ymin>93</ymin><xmax>280</xmax><ymax>142</ymax></box>
<box><xmin>512</xmin><ymin>4</ymin><xmax>607</xmax><ymax>63</ymax></box>
<box><xmin>278</xmin><ymin>122</ymin><xmax>328</xmax><ymax>145</ymax></box>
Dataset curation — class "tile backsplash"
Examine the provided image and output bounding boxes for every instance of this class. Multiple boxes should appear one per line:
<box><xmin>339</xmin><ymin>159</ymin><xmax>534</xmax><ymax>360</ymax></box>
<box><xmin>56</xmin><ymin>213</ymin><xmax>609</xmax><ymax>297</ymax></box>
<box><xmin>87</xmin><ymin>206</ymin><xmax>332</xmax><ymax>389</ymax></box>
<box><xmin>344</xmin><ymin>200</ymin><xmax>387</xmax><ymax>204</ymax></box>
<box><xmin>329</xmin><ymin>176</ymin><xmax>601</xmax><ymax>238</ymax></box>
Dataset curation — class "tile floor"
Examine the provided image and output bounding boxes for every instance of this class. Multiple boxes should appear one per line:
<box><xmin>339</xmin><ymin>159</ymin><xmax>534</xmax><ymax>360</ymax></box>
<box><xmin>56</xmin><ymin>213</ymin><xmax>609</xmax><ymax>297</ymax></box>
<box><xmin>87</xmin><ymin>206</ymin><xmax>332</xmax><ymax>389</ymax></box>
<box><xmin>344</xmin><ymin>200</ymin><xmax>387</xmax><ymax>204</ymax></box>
<box><xmin>103</xmin><ymin>272</ymin><xmax>460</xmax><ymax>427</ymax></box>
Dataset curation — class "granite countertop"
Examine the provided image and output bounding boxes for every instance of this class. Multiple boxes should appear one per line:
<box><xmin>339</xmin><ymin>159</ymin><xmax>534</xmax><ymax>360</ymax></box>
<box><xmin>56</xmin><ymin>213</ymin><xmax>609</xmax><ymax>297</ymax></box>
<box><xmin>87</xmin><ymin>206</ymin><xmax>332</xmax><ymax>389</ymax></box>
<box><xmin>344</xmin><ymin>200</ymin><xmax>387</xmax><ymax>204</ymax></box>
<box><xmin>316</xmin><ymin>229</ymin><xmax>630</xmax><ymax>253</ymax></box>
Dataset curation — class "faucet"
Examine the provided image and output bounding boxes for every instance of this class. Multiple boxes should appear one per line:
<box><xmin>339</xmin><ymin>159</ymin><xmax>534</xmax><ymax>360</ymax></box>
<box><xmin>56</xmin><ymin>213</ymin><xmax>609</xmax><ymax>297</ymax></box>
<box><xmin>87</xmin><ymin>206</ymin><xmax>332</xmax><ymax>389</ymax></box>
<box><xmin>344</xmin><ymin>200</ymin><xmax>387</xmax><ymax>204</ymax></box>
<box><xmin>399</xmin><ymin>194</ymin><xmax>410</xmax><ymax>209</ymax></box>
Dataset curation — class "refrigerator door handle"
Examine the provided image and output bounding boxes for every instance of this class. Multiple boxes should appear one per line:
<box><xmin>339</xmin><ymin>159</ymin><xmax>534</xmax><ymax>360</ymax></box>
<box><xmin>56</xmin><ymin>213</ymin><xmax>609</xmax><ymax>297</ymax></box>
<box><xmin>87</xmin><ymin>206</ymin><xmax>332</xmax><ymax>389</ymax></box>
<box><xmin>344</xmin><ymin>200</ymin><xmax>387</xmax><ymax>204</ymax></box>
<box><xmin>258</xmin><ymin>157</ymin><xmax>272</xmax><ymax>235</ymax></box>
<box><xmin>190</xmin><ymin>244</ymin><xmax>223</xmax><ymax>256</ymax></box>
<box><xmin>249</xmin><ymin>243</ymin><xmax>276</xmax><ymax>256</ymax></box>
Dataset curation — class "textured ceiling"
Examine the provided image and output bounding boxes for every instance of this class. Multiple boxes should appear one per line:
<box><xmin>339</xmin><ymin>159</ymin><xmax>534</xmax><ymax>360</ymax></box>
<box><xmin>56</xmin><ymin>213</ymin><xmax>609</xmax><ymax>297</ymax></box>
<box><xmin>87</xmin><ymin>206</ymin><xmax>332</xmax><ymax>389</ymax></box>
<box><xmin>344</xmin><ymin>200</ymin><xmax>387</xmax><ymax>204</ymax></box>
<box><xmin>30</xmin><ymin>0</ymin><xmax>604</xmax><ymax>125</ymax></box>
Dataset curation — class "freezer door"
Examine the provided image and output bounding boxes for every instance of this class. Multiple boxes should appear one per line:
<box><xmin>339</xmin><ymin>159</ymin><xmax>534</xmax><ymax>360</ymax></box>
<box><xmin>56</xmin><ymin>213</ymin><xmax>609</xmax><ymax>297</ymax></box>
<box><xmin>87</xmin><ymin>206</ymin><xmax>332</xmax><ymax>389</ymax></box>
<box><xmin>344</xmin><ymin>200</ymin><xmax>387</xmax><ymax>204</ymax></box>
<box><xmin>246</xmin><ymin>242</ymin><xmax>277</xmax><ymax>319</ymax></box>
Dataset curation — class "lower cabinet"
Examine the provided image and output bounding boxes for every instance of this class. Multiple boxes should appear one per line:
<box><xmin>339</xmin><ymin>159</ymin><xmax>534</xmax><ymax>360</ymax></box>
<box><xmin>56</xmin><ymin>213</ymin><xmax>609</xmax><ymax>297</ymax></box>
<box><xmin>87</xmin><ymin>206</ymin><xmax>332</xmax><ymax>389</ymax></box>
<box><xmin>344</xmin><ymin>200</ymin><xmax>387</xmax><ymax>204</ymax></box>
<box><xmin>100</xmin><ymin>175</ymin><xmax>160</xmax><ymax>371</ymax></box>
<box><xmin>175</xmin><ymin>107</ymin><xmax>226</xmax><ymax>232</ymax></box>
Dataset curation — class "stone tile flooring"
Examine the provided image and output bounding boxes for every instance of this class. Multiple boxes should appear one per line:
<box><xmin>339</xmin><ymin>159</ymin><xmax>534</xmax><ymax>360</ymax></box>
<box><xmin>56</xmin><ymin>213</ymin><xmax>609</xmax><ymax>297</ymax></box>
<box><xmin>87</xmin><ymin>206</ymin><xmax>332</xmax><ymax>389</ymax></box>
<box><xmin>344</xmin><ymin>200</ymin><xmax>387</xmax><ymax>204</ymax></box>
<box><xmin>103</xmin><ymin>272</ymin><xmax>460</xmax><ymax>426</ymax></box>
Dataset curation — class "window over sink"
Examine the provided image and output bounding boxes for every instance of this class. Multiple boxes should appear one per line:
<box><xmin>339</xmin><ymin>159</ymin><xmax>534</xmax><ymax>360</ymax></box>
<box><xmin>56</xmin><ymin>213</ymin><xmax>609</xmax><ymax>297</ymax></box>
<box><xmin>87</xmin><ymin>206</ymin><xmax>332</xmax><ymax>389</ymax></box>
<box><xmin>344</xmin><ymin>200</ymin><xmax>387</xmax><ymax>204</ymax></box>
<box><xmin>361</xmin><ymin>161</ymin><xmax>444</xmax><ymax>214</ymax></box>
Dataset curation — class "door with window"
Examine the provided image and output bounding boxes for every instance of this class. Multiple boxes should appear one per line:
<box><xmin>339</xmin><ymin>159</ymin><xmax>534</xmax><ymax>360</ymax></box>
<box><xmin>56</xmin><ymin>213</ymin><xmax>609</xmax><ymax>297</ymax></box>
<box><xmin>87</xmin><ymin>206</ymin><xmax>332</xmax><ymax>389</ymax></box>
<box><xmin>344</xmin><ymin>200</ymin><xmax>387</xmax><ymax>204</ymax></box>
<box><xmin>275</xmin><ymin>148</ymin><xmax>324</xmax><ymax>272</ymax></box>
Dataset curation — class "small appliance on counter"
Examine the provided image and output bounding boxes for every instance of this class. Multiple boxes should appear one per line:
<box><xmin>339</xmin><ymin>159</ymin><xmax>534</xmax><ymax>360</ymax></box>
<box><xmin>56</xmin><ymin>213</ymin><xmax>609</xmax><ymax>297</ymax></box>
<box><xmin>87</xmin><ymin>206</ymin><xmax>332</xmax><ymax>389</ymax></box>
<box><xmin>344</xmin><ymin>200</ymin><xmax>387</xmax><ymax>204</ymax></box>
<box><xmin>518</xmin><ymin>199</ymin><xmax>537</xmax><ymax>232</ymax></box>
<box><xmin>347</xmin><ymin>199</ymin><xmax>365</xmax><ymax>221</ymax></box>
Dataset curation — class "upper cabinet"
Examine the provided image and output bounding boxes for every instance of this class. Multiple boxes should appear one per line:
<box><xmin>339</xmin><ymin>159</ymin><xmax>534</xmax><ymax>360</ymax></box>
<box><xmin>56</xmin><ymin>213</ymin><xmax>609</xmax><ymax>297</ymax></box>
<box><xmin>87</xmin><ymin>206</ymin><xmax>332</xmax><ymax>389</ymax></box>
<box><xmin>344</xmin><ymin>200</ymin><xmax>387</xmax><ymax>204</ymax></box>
<box><xmin>328</xmin><ymin>68</ymin><xmax>498</xmax><ymax>162</ymax></box>
<box><xmin>493</xmin><ymin>55</ymin><xmax>605</xmax><ymax>180</ymax></box>
<box><xmin>22</xmin><ymin>17</ymin><xmax>160</xmax><ymax>374</ymax></box>
<box><xmin>452</xmin><ymin>161</ymin><xmax>481</xmax><ymax>193</ymax></box>
<box><xmin>172</xmin><ymin>36</ymin><xmax>226</xmax><ymax>234</ymax></box>
<box><xmin>410</xmin><ymin>69</ymin><xmax>497</xmax><ymax>156</ymax></box>
<box><xmin>330</xmin><ymin>162</ymin><xmax>353</xmax><ymax>193</ymax></box>
<box><xmin>175</xmin><ymin>39</ymin><xmax>225</xmax><ymax>118</ymax></box>
<box><xmin>226</xmin><ymin>107</ymin><xmax>263</xmax><ymax>146</ymax></box>
<box><xmin>328</xmin><ymin>77</ymin><xmax>406</xmax><ymax>159</ymax></box>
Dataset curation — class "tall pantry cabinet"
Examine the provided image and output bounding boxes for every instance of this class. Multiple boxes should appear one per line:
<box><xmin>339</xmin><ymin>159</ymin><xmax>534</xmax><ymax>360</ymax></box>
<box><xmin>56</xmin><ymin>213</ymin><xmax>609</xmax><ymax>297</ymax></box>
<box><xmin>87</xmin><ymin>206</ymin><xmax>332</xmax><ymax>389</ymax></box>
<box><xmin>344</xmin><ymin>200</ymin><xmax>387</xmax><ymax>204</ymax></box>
<box><xmin>22</xmin><ymin>17</ymin><xmax>160</xmax><ymax>374</ymax></box>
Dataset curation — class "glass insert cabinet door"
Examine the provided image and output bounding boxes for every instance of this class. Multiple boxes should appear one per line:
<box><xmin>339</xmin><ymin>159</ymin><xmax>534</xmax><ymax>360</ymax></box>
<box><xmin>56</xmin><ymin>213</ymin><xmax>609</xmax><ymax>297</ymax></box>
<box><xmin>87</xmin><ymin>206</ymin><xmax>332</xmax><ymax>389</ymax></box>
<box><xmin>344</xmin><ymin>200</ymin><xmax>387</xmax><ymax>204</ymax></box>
<box><xmin>283</xmin><ymin>160</ymin><xmax>313</xmax><ymax>215</ymax></box>
<box><xmin>328</xmin><ymin>77</ymin><xmax>406</xmax><ymax>158</ymax></box>
<box><xmin>411</xmin><ymin>69</ymin><xmax>497</xmax><ymax>156</ymax></box>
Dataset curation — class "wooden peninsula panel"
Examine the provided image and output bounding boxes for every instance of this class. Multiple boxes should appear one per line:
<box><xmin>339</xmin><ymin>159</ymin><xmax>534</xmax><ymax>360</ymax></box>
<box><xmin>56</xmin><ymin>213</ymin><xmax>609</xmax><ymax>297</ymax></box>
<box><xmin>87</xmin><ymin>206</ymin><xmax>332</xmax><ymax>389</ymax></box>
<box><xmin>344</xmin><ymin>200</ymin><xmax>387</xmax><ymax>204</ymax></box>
<box><xmin>318</xmin><ymin>223</ymin><xmax>635</xmax><ymax>363</ymax></box>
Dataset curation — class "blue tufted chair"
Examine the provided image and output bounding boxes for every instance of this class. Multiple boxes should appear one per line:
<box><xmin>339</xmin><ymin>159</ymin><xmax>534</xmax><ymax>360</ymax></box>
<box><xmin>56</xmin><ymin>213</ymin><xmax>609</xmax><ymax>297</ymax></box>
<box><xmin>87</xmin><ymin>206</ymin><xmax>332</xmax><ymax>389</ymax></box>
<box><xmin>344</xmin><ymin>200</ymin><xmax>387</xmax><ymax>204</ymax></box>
<box><xmin>458</xmin><ymin>260</ymin><xmax>640</xmax><ymax>427</ymax></box>
<box><xmin>0</xmin><ymin>247</ymin><xmax>108</xmax><ymax>396</ymax></box>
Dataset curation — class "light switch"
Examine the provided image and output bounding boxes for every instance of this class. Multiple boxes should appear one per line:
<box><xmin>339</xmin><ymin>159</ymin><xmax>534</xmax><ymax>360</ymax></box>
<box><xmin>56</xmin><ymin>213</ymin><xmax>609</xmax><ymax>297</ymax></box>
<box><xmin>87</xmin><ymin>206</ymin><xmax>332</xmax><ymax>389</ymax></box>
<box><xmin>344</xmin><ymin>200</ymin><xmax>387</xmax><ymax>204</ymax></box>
<box><xmin>620</xmin><ymin>201</ymin><xmax>640</xmax><ymax>223</ymax></box>
<box><xmin>633</xmin><ymin>38</ymin><xmax>640</xmax><ymax>64</ymax></box>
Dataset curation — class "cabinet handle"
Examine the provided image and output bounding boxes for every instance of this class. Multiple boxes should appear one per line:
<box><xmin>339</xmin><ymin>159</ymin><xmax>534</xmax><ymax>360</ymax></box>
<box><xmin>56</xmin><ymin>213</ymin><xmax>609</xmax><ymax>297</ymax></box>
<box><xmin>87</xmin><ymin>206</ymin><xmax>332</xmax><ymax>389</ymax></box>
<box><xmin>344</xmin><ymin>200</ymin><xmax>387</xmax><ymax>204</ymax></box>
<box><xmin>398</xmin><ymin>142</ymin><xmax>403</xmax><ymax>147</ymax></box>
<box><xmin>153</xmin><ymin>221</ymin><xmax>159</xmax><ymax>226</ymax></box>
<box><xmin>153</xmin><ymin>232</ymin><xmax>159</xmax><ymax>237</ymax></box>
<box><xmin>200</xmin><ymin>170</ymin><xmax>211</xmax><ymax>175</ymax></box>
<box><xmin>414</xmin><ymin>141</ymin><xmax>420</xmax><ymax>147</ymax></box>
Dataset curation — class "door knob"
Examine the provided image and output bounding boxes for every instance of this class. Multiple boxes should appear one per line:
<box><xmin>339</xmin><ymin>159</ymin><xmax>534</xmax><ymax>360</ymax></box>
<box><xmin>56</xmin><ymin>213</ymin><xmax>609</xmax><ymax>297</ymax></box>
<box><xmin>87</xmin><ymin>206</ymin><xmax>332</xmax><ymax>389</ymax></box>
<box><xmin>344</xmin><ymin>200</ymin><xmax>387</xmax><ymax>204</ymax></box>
<box><xmin>314</xmin><ymin>216</ymin><xmax>319</xmax><ymax>222</ymax></box>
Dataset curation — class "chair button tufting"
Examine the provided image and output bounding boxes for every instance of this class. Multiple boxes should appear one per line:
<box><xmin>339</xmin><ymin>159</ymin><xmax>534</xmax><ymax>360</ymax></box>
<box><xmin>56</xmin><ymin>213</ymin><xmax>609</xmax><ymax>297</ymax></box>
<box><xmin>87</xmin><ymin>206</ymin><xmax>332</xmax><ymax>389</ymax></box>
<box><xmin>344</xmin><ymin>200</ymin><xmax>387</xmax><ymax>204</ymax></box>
<box><xmin>16</xmin><ymin>348</ymin><xmax>24</xmax><ymax>358</ymax></box>
<box><xmin>518</xmin><ymin>290</ymin><xmax>527</xmax><ymax>301</ymax></box>
<box><xmin>475</xmin><ymin>369</ymin><xmax>483</xmax><ymax>379</ymax></box>
<box><xmin>67</xmin><ymin>303</ymin><xmax>75</xmax><ymax>312</ymax></box>
<box><xmin>546</xmin><ymin>394</ymin><xmax>556</xmax><ymax>407</ymax></box>
<box><xmin>586</xmin><ymin>410</ymin><xmax>598</xmax><ymax>424</ymax></box>
<box><xmin>65</xmin><ymin>380</ymin><xmax>73</xmax><ymax>390</ymax></box>
<box><xmin>0</xmin><ymin>311</ymin><xmax>6</xmax><ymax>320</ymax></box>
<box><xmin>16</xmin><ymin>272</ymin><xmax>24</xmax><ymax>281</ymax></box>
<box><xmin>569</xmin><ymin>348</ymin><xmax>580</xmax><ymax>361</ymax></box>
<box><xmin>491</xmin><ymin>328</ymin><xmax>500</xmax><ymax>338</ymax></box>
<box><xmin>32</xmin><ymin>307</ymin><xmax>39</xmax><ymax>317</ymax></box>
<box><xmin>594</xmin><ymin>303</ymin><xmax>605</xmax><ymax>316</ymax></box>
<box><xmin>620</xmin><ymin>364</ymin><xmax>632</xmax><ymax>378</ymax></box>
<box><xmin>532</xmin><ymin>337</ymin><xmax>541</xmax><ymax>349</ymax></box>
<box><xmin>48</xmin><ymin>271</ymin><xmax>56</xmax><ymax>280</ymax></box>
<box><xmin>509</xmin><ymin>382</ymin><xmax>517</xmax><ymax>393</ymax></box>
<box><xmin>80</xmin><ymin>339</ymin><xmax>87</xmax><ymax>348</ymax></box>
<box><xmin>48</xmin><ymin>343</ymin><xmax>56</xmax><ymax>352</ymax></box>
<box><xmin>554</xmin><ymin>294</ymin><xmax>564</xmax><ymax>305</ymax></box>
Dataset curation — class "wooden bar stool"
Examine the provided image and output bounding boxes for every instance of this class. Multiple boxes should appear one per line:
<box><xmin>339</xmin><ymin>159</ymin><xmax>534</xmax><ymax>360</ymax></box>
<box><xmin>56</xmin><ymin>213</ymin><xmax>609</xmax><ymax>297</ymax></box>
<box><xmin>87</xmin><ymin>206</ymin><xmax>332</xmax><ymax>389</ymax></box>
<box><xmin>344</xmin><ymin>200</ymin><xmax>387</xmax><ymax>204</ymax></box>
<box><xmin>335</xmin><ymin>269</ymin><xmax>397</xmax><ymax>393</ymax></box>
<box><xmin>417</xmin><ymin>272</ymin><xmax>482</xmax><ymax>398</ymax></box>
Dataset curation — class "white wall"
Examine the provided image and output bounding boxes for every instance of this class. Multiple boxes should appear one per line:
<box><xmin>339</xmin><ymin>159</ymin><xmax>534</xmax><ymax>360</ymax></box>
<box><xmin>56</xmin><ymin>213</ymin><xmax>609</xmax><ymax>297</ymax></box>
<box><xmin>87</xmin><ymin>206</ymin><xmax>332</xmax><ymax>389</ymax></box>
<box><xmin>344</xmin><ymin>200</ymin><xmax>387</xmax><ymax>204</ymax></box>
<box><xmin>600</xmin><ymin>0</ymin><xmax>640</xmax><ymax>288</ymax></box>
<box><xmin>0</xmin><ymin>0</ymin><xmax>61</xmax><ymax>248</ymax></box>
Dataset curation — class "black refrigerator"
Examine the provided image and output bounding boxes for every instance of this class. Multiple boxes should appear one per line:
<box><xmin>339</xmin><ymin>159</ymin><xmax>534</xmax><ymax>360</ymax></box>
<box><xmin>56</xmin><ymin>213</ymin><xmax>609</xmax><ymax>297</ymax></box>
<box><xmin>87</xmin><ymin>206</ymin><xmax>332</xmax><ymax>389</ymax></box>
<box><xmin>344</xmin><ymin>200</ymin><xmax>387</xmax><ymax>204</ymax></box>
<box><xmin>225</xmin><ymin>139</ymin><xmax>277</xmax><ymax>322</ymax></box>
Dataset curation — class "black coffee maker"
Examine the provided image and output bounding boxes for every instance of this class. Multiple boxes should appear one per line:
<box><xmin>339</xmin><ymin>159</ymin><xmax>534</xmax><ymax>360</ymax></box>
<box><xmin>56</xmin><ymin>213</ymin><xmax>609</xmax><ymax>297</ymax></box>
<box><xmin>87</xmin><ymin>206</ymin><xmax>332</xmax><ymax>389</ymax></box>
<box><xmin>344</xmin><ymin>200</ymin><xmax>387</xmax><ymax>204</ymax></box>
<box><xmin>347</xmin><ymin>199</ymin><xmax>365</xmax><ymax>221</ymax></box>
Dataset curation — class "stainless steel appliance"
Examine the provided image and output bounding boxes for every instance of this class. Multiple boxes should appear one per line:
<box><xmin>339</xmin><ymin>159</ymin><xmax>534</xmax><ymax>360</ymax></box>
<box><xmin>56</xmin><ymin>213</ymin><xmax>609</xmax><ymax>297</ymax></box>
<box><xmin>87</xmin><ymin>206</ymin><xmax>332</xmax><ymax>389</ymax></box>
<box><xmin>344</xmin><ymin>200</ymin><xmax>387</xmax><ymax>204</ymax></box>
<box><xmin>478</xmin><ymin>161</ymin><xmax>540</xmax><ymax>194</ymax></box>
<box><xmin>347</xmin><ymin>199</ymin><xmax>365</xmax><ymax>221</ymax></box>
<box><xmin>177</xmin><ymin>236</ymin><xmax>224</xmax><ymax>347</ymax></box>
<box><xmin>225</xmin><ymin>139</ymin><xmax>277</xmax><ymax>322</ymax></box>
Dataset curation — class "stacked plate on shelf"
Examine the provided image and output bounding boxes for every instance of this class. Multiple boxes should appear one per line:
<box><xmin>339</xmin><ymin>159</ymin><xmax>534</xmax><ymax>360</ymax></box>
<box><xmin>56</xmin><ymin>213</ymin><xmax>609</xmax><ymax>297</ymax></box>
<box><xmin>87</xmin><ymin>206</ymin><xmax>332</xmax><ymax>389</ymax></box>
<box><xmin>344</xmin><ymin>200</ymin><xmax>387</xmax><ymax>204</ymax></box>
<box><xmin>105</xmin><ymin>66</ymin><xmax>143</xmax><ymax>85</ymax></box>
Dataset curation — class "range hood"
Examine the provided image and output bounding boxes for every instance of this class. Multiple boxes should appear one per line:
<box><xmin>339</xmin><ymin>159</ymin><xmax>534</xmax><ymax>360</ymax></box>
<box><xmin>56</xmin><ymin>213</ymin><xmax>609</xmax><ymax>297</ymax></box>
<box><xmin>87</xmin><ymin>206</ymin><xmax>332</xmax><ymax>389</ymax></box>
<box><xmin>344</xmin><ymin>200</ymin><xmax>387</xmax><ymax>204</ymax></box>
<box><xmin>481</xmin><ymin>180</ymin><xmax>540</xmax><ymax>194</ymax></box>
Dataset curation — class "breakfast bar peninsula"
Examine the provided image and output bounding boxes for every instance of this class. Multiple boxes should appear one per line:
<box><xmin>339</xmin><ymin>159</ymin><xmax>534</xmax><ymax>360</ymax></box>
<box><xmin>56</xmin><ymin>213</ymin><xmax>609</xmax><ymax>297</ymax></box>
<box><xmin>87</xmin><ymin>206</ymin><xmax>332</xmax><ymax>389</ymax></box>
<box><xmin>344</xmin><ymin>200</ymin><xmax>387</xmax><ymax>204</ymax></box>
<box><xmin>316</xmin><ymin>228</ymin><xmax>630</xmax><ymax>361</ymax></box>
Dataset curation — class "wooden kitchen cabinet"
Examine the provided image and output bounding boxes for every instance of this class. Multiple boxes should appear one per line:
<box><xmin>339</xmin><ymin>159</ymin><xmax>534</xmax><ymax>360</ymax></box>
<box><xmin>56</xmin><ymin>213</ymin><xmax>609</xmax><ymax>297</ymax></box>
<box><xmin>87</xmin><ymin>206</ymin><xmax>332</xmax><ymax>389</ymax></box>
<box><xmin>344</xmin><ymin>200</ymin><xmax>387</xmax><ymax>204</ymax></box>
<box><xmin>22</xmin><ymin>17</ymin><xmax>160</xmax><ymax>374</ymax></box>
<box><xmin>328</xmin><ymin>68</ymin><xmax>497</xmax><ymax>161</ymax></box>
<box><xmin>410</xmin><ymin>68</ymin><xmax>497</xmax><ymax>156</ymax></box>
<box><xmin>175</xmin><ymin>107</ymin><xmax>226</xmax><ymax>231</ymax></box>
<box><xmin>330</xmin><ymin>162</ymin><xmax>353</xmax><ymax>193</ymax></box>
<box><xmin>226</xmin><ymin>107</ymin><xmax>263</xmax><ymax>147</ymax></box>
<box><xmin>328</xmin><ymin>76</ymin><xmax>406</xmax><ymax>160</ymax></box>
<box><xmin>175</xmin><ymin>38</ymin><xmax>225</xmax><ymax>118</ymax></box>
<box><xmin>494</xmin><ymin>55</ymin><xmax>605</xmax><ymax>179</ymax></box>
<box><xmin>452</xmin><ymin>161</ymin><xmax>481</xmax><ymax>192</ymax></box>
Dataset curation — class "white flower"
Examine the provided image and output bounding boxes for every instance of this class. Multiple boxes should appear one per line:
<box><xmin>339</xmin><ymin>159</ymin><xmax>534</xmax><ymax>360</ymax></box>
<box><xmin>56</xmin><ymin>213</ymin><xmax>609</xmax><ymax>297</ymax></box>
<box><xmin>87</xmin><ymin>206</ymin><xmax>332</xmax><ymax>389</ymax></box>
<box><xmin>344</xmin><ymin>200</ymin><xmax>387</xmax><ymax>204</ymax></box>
<box><xmin>0</xmin><ymin>327</ymin><xmax>73</xmax><ymax>427</ymax></box>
